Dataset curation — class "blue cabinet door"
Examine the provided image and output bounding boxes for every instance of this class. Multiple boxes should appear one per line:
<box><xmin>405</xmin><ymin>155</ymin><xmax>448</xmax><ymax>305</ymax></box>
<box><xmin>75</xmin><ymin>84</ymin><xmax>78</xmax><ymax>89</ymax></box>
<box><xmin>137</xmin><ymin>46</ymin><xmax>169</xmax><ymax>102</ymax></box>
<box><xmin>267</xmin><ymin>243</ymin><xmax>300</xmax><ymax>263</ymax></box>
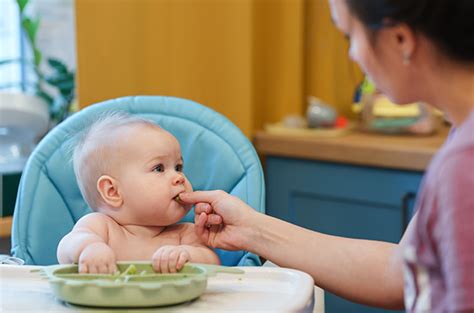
<box><xmin>264</xmin><ymin>157</ymin><xmax>423</xmax><ymax>313</ymax></box>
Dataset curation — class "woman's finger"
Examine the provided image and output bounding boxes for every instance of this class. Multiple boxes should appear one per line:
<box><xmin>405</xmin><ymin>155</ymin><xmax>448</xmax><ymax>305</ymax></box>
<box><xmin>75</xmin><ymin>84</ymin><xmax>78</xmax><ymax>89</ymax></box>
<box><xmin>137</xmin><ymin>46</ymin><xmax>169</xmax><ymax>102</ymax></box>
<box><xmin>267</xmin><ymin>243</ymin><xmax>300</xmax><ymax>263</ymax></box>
<box><xmin>208</xmin><ymin>214</ymin><xmax>223</xmax><ymax>225</ymax></box>
<box><xmin>195</xmin><ymin>202</ymin><xmax>212</xmax><ymax>214</ymax></box>
<box><xmin>208</xmin><ymin>224</ymin><xmax>221</xmax><ymax>248</ymax></box>
<box><xmin>179</xmin><ymin>190</ymin><xmax>225</xmax><ymax>204</ymax></box>
<box><xmin>195</xmin><ymin>212</ymin><xmax>211</xmax><ymax>244</ymax></box>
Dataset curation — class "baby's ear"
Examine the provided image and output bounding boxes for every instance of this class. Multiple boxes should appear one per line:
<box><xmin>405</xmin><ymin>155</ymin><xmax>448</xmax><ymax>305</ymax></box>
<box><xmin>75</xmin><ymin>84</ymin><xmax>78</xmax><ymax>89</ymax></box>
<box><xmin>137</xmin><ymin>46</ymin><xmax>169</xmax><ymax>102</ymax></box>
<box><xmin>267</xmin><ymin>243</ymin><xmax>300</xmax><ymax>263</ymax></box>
<box><xmin>97</xmin><ymin>175</ymin><xmax>123</xmax><ymax>208</ymax></box>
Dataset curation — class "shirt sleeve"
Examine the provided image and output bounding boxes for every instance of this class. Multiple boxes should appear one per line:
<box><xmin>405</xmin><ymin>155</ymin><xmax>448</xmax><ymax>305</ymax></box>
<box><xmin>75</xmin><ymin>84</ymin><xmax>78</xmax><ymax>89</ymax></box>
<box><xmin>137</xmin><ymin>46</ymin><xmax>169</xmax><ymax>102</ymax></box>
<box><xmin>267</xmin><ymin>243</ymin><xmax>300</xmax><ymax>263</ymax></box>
<box><xmin>436</xmin><ymin>147</ymin><xmax>474</xmax><ymax>311</ymax></box>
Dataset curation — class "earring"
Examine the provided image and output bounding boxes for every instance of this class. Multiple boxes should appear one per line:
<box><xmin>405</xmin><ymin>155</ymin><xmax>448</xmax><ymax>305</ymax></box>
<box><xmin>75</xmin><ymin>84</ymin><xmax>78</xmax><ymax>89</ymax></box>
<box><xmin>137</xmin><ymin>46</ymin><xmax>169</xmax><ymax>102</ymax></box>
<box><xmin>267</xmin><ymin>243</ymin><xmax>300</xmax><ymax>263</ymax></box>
<box><xmin>403</xmin><ymin>53</ymin><xmax>411</xmax><ymax>65</ymax></box>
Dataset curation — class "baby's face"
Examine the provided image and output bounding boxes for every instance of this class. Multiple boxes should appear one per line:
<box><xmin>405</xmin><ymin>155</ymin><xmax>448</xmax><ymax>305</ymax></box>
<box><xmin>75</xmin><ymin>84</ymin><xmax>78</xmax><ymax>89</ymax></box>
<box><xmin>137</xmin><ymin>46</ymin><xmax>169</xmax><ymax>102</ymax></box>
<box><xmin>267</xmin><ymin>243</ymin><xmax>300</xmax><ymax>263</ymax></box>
<box><xmin>112</xmin><ymin>125</ymin><xmax>193</xmax><ymax>226</ymax></box>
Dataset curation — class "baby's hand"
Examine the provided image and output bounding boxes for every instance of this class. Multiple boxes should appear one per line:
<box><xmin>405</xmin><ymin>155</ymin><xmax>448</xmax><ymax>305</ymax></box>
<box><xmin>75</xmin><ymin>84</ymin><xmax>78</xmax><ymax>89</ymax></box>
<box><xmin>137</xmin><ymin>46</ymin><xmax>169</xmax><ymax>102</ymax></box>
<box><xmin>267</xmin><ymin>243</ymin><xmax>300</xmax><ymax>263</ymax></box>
<box><xmin>152</xmin><ymin>245</ymin><xmax>190</xmax><ymax>273</ymax></box>
<box><xmin>78</xmin><ymin>242</ymin><xmax>117</xmax><ymax>274</ymax></box>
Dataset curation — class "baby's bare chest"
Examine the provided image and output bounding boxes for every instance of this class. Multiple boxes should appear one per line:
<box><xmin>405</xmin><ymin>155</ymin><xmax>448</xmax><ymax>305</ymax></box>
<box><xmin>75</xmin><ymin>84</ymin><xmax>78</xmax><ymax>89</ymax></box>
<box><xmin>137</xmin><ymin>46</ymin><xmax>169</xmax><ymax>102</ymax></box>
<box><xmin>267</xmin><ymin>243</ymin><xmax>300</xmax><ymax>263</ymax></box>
<box><xmin>108</xmin><ymin>230</ymin><xmax>183</xmax><ymax>261</ymax></box>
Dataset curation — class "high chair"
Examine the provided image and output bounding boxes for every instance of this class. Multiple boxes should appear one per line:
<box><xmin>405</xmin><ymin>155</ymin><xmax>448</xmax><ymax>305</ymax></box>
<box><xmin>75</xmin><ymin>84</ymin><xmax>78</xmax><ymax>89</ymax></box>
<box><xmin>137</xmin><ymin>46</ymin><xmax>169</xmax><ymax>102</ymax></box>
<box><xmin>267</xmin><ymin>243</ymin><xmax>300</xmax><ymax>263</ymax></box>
<box><xmin>11</xmin><ymin>96</ymin><xmax>265</xmax><ymax>266</ymax></box>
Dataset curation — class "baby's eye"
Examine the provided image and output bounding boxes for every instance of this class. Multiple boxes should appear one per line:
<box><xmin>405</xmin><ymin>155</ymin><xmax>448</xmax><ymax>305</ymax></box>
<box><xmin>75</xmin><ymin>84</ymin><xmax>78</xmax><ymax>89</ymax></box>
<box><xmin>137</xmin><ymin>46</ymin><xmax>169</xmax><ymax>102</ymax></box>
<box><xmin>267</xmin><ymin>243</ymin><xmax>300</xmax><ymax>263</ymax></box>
<box><xmin>153</xmin><ymin>164</ymin><xmax>164</xmax><ymax>172</ymax></box>
<box><xmin>175</xmin><ymin>164</ymin><xmax>183</xmax><ymax>172</ymax></box>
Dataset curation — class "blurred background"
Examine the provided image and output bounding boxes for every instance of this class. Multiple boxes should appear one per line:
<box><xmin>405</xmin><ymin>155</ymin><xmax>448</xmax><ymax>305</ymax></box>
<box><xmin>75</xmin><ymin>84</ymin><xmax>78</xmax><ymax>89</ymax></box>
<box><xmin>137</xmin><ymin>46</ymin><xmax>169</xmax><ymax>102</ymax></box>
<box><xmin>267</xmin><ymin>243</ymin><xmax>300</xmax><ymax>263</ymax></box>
<box><xmin>0</xmin><ymin>0</ymin><xmax>361</xmax><ymax>261</ymax></box>
<box><xmin>72</xmin><ymin>0</ymin><xmax>361</xmax><ymax>136</ymax></box>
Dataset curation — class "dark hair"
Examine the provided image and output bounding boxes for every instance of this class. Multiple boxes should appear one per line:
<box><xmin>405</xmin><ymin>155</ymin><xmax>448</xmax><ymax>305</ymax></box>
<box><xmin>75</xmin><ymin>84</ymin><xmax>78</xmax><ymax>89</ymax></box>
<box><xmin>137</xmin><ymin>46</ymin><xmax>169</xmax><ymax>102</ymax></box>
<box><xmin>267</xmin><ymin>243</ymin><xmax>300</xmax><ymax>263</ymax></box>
<box><xmin>345</xmin><ymin>0</ymin><xmax>474</xmax><ymax>63</ymax></box>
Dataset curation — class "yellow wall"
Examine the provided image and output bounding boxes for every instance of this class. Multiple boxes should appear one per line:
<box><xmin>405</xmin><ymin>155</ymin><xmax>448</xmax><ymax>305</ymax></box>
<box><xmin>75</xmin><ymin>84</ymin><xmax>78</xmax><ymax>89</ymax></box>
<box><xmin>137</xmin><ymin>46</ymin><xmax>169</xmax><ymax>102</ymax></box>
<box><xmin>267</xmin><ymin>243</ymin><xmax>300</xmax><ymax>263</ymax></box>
<box><xmin>305</xmin><ymin>0</ymin><xmax>363</xmax><ymax>117</ymax></box>
<box><xmin>75</xmin><ymin>0</ymin><xmax>362</xmax><ymax>136</ymax></box>
<box><xmin>76</xmin><ymin>0</ymin><xmax>254</xmax><ymax>134</ymax></box>
<box><xmin>252</xmin><ymin>0</ymin><xmax>305</xmax><ymax>131</ymax></box>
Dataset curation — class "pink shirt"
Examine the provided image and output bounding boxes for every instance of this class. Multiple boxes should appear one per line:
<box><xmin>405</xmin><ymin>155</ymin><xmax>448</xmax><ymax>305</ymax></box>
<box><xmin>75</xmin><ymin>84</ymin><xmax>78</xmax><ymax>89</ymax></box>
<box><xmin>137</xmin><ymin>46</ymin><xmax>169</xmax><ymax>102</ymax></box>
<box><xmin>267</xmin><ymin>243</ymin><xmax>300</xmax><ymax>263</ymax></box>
<box><xmin>404</xmin><ymin>111</ymin><xmax>474</xmax><ymax>312</ymax></box>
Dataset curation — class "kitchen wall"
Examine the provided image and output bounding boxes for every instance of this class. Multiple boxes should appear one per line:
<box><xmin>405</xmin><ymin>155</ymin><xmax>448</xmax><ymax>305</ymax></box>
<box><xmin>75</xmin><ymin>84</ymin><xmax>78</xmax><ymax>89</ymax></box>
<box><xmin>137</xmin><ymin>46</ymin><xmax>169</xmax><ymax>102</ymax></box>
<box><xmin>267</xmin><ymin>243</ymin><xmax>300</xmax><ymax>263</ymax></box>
<box><xmin>75</xmin><ymin>0</ymin><xmax>362</xmax><ymax>137</ymax></box>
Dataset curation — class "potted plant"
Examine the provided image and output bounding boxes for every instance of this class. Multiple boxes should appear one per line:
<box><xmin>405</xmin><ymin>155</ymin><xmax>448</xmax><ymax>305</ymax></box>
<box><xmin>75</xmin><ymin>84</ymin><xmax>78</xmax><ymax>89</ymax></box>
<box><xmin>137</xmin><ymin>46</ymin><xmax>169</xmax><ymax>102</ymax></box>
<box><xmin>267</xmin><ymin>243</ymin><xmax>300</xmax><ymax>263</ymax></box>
<box><xmin>0</xmin><ymin>0</ymin><xmax>76</xmax><ymax>125</ymax></box>
<box><xmin>0</xmin><ymin>0</ymin><xmax>76</xmax><ymax>206</ymax></box>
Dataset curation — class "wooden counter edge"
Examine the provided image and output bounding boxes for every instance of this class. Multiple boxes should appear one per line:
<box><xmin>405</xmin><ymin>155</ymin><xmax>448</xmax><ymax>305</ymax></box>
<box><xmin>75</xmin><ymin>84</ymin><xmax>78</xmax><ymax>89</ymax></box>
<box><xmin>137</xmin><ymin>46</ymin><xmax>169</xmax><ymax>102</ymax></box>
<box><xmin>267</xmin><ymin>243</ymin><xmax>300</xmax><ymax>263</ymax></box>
<box><xmin>0</xmin><ymin>216</ymin><xmax>12</xmax><ymax>238</ymax></box>
<box><xmin>254</xmin><ymin>130</ymin><xmax>447</xmax><ymax>171</ymax></box>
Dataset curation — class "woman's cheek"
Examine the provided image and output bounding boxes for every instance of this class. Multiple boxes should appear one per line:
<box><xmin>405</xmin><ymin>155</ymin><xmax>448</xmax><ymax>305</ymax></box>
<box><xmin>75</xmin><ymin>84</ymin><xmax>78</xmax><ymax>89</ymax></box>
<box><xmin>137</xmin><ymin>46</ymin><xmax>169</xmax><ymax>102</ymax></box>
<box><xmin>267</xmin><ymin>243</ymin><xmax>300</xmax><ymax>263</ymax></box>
<box><xmin>350</xmin><ymin>38</ymin><xmax>368</xmax><ymax>72</ymax></box>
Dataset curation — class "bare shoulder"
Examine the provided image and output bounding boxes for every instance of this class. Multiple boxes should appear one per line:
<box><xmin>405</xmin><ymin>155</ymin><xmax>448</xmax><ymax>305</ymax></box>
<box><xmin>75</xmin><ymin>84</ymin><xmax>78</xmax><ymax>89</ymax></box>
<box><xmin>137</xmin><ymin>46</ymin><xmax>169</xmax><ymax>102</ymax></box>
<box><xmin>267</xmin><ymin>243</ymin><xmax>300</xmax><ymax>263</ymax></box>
<box><xmin>168</xmin><ymin>223</ymin><xmax>202</xmax><ymax>245</ymax></box>
<box><xmin>75</xmin><ymin>212</ymin><xmax>113</xmax><ymax>226</ymax></box>
<box><xmin>74</xmin><ymin>212</ymin><xmax>115</xmax><ymax>236</ymax></box>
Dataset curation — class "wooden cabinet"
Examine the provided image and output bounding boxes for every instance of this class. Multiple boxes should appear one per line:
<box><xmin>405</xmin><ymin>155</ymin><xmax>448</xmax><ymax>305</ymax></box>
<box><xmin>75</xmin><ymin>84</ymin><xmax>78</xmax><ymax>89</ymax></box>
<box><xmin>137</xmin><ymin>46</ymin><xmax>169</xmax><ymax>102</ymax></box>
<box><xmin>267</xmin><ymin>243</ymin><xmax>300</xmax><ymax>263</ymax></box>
<box><xmin>266</xmin><ymin>157</ymin><xmax>421</xmax><ymax>242</ymax></box>
<box><xmin>265</xmin><ymin>157</ymin><xmax>420</xmax><ymax>313</ymax></box>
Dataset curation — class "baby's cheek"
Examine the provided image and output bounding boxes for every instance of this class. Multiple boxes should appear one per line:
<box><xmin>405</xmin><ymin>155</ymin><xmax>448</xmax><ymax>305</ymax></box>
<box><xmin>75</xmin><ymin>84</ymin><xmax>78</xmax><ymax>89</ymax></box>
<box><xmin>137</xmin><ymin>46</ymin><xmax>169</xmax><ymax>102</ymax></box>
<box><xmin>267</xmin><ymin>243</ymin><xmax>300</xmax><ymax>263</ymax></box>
<box><xmin>185</xmin><ymin>180</ymin><xmax>193</xmax><ymax>193</ymax></box>
<box><xmin>184</xmin><ymin>203</ymin><xmax>193</xmax><ymax>212</ymax></box>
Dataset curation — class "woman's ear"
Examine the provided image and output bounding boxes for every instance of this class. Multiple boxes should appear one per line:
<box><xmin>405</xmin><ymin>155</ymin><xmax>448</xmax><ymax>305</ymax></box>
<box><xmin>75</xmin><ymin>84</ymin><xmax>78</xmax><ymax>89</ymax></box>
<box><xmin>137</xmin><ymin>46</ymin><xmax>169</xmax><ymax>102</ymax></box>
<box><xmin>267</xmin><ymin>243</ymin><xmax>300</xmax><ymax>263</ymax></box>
<box><xmin>392</xmin><ymin>24</ymin><xmax>417</xmax><ymax>64</ymax></box>
<box><xmin>97</xmin><ymin>175</ymin><xmax>123</xmax><ymax>208</ymax></box>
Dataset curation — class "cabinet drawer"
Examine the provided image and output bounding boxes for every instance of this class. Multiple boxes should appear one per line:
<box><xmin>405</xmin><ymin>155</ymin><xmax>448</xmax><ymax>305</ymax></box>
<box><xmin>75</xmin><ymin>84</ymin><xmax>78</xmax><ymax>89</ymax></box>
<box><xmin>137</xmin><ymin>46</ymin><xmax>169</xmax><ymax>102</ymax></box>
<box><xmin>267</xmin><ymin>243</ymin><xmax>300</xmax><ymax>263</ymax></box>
<box><xmin>265</xmin><ymin>157</ymin><xmax>422</xmax><ymax>242</ymax></box>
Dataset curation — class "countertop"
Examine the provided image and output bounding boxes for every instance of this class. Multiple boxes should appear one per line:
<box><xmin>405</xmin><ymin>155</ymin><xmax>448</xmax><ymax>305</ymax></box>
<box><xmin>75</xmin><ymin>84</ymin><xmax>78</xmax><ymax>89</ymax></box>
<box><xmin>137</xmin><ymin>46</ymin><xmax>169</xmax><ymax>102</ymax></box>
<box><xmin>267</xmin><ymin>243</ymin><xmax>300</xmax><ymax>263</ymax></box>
<box><xmin>254</xmin><ymin>125</ymin><xmax>450</xmax><ymax>171</ymax></box>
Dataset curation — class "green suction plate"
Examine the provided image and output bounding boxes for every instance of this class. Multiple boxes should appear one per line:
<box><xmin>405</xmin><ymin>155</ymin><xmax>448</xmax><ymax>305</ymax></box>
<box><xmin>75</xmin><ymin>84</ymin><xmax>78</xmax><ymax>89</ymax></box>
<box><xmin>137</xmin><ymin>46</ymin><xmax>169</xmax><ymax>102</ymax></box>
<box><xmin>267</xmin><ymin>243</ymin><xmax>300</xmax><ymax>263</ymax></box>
<box><xmin>39</xmin><ymin>262</ymin><xmax>243</xmax><ymax>308</ymax></box>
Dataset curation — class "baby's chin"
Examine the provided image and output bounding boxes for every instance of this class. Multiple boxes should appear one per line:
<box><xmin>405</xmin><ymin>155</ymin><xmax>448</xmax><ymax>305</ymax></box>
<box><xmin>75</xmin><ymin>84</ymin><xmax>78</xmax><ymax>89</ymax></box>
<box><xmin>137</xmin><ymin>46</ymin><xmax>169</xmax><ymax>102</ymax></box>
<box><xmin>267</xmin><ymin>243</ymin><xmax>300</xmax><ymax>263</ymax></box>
<box><xmin>182</xmin><ymin>203</ymin><xmax>193</xmax><ymax>212</ymax></box>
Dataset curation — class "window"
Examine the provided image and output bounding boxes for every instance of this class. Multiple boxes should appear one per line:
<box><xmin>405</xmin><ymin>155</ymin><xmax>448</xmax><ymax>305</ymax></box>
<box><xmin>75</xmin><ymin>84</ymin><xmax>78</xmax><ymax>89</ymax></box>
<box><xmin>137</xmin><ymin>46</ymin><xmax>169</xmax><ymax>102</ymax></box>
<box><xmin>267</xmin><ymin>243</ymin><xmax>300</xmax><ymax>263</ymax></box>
<box><xmin>0</xmin><ymin>0</ymin><xmax>76</xmax><ymax>93</ymax></box>
<box><xmin>0</xmin><ymin>0</ymin><xmax>22</xmax><ymax>91</ymax></box>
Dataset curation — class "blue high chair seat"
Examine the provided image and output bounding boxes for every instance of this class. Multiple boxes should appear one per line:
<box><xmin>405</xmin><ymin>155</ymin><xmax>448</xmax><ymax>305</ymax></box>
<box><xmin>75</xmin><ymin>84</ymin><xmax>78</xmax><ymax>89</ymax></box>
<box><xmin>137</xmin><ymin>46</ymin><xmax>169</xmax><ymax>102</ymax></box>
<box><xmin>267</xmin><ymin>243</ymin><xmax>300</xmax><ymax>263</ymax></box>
<box><xmin>11</xmin><ymin>96</ymin><xmax>265</xmax><ymax>266</ymax></box>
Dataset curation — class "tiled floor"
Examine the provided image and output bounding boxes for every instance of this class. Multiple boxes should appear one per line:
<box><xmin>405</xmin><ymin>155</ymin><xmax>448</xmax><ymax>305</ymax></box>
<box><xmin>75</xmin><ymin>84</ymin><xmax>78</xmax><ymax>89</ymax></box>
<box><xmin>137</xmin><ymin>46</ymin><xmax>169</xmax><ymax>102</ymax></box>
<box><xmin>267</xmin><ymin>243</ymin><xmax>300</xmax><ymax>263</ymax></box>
<box><xmin>0</xmin><ymin>237</ymin><xmax>11</xmax><ymax>255</ymax></box>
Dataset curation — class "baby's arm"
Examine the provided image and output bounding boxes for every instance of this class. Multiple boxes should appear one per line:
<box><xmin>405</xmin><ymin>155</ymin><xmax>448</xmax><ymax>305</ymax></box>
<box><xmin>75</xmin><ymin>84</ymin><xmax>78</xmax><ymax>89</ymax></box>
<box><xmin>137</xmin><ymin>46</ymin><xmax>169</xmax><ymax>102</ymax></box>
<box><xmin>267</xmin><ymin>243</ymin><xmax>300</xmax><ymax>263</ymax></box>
<box><xmin>57</xmin><ymin>213</ymin><xmax>117</xmax><ymax>273</ymax></box>
<box><xmin>152</xmin><ymin>224</ymin><xmax>220</xmax><ymax>273</ymax></box>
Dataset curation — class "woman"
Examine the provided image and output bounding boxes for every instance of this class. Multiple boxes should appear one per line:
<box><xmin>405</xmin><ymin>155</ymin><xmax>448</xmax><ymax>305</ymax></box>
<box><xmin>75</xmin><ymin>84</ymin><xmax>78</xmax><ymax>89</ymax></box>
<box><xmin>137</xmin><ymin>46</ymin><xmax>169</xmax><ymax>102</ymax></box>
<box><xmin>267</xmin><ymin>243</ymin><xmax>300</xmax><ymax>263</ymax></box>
<box><xmin>180</xmin><ymin>0</ymin><xmax>474</xmax><ymax>311</ymax></box>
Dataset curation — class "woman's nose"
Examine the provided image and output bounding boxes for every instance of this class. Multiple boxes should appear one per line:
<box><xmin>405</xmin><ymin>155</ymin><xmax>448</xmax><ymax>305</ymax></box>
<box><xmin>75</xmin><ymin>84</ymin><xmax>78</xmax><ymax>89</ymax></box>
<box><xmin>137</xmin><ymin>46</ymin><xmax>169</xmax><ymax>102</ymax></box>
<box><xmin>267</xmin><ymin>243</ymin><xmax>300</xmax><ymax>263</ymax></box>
<box><xmin>172</xmin><ymin>173</ymin><xmax>185</xmax><ymax>185</ymax></box>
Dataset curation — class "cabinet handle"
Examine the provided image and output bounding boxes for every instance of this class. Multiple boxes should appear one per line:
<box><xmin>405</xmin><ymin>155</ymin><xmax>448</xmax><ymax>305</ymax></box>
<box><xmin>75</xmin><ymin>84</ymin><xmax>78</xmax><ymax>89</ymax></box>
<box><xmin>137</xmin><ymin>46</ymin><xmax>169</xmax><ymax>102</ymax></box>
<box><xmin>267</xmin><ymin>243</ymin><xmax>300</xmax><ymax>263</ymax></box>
<box><xmin>401</xmin><ymin>192</ymin><xmax>416</xmax><ymax>232</ymax></box>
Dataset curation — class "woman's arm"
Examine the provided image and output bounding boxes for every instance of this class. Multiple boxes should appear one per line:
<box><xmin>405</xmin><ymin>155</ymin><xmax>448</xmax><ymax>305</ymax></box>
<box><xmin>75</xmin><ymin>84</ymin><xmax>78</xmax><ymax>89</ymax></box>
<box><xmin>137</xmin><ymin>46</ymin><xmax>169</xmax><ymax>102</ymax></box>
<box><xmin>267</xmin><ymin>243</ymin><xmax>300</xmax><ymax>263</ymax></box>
<box><xmin>247</xmin><ymin>212</ymin><xmax>407</xmax><ymax>309</ymax></box>
<box><xmin>181</xmin><ymin>190</ymin><xmax>409</xmax><ymax>309</ymax></box>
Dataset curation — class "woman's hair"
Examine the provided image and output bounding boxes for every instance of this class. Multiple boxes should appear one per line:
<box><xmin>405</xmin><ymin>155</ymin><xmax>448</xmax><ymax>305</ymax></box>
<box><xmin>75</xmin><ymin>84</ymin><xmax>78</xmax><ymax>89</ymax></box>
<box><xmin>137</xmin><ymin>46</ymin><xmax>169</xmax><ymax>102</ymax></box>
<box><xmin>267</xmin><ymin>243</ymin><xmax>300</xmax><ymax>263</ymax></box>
<box><xmin>345</xmin><ymin>0</ymin><xmax>474</xmax><ymax>63</ymax></box>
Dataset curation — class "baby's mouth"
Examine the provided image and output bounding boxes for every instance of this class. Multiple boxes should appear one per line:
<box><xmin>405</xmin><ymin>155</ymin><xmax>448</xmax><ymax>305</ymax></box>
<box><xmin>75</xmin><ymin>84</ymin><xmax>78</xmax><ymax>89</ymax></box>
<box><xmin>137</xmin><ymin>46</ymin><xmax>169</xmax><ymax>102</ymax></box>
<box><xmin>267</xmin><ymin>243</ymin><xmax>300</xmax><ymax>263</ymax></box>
<box><xmin>173</xmin><ymin>194</ymin><xmax>183</xmax><ymax>203</ymax></box>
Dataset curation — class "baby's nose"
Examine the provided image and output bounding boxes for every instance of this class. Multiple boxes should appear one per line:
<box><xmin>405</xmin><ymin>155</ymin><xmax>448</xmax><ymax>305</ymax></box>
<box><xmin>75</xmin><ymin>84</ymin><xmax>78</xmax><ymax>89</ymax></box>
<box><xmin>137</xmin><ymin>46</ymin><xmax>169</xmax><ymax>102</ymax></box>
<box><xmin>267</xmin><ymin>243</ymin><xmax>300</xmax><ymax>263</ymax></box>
<box><xmin>173</xmin><ymin>173</ymin><xmax>185</xmax><ymax>185</ymax></box>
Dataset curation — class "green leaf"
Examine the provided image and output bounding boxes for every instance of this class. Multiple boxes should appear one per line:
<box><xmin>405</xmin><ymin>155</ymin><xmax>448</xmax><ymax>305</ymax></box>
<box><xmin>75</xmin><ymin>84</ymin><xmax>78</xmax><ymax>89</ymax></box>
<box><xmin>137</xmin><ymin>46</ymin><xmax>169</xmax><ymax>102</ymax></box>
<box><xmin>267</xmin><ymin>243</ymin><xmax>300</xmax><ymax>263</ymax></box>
<box><xmin>22</xmin><ymin>17</ymin><xmax>40</xmax><ymax>43</ymax></box>
<box><xmin>55</xmin><ymin>80</ymin><xmax>75</xmax><ymax>94</ymax></box>
<box><xmin>16</xmin><ymin>0</ymin><xmax>29</xmax><ymax>13</ymax></box>
<box><xmin>36</xmin><ymin>90</ymin><xmax>54</xmax><ymax>107</ymax></box>
<box><xmin>47</xmin><ymin>58</ymin><xmax>69</xmax><ymax>74</ymax></box>
<box><xmin>45</xmin><ymin>72</ymin><xmax>74</xmax><ymax>86</ymax></box>
<box><xmin>33</xmin><ymin>48</ymin><xmax>42</xmax><ymax>67</ymax></box>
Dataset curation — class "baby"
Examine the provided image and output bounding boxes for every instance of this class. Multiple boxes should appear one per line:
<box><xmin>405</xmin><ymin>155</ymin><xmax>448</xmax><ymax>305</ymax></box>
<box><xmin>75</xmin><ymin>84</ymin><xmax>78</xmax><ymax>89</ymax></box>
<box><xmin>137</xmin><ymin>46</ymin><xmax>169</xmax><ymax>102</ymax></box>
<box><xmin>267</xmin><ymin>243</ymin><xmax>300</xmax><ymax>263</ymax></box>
<box><xmin>57</xmin><ymin>112</ymin><xmax>220</xmax><ymax>274</ymax></box>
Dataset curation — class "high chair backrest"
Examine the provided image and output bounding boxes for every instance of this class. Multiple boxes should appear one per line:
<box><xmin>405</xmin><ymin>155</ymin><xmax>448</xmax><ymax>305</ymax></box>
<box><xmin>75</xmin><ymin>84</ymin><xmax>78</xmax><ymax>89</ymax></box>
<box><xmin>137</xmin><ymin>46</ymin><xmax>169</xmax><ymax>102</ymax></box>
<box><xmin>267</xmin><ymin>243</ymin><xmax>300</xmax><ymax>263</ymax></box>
<box><xmin>11</xmin><ymin>96</ymin><xmax>265</xmax><ymax>266</ymax></box>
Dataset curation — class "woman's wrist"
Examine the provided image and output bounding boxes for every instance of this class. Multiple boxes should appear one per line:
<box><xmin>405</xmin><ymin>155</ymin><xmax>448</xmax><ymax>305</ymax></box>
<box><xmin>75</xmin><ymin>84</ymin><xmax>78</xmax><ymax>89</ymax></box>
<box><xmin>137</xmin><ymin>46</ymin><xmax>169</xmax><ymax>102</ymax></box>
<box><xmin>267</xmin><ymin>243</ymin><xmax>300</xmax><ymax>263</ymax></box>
<box><xmin>239</xmin><ymin>211</ymin><xmax>267</xmax><ymax>253</ymax></box>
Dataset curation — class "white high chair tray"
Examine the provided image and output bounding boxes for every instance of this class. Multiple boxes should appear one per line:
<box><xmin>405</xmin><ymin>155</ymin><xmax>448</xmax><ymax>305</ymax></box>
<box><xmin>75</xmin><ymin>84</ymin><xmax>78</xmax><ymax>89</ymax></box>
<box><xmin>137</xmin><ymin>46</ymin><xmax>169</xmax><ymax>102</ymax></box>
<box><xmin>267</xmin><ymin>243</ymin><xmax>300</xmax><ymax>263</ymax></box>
<box><xmin>0</xmin><ymin>264</ymin><xmax>315</xmax><ymax>312</ymax></box>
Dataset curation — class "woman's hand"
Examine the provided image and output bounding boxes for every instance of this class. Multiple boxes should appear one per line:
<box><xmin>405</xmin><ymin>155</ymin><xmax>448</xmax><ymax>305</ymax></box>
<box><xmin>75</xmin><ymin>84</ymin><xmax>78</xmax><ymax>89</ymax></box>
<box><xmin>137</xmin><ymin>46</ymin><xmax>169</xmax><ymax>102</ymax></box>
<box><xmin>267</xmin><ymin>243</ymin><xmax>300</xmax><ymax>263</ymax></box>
<box><xmin>179</xmin><ymin>190</ymin><xmax>260</xmax><ymax>251</ymax></box>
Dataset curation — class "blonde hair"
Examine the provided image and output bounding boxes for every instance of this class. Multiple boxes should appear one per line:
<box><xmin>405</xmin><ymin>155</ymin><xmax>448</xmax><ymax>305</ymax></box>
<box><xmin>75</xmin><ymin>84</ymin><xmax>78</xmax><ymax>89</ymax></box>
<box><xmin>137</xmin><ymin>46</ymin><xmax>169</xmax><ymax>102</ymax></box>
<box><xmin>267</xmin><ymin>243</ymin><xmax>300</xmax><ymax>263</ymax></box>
<box><xmin>73</xmin><ymin>111</ymin><xmax>160</xmax><ymax>209</ymax></box>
